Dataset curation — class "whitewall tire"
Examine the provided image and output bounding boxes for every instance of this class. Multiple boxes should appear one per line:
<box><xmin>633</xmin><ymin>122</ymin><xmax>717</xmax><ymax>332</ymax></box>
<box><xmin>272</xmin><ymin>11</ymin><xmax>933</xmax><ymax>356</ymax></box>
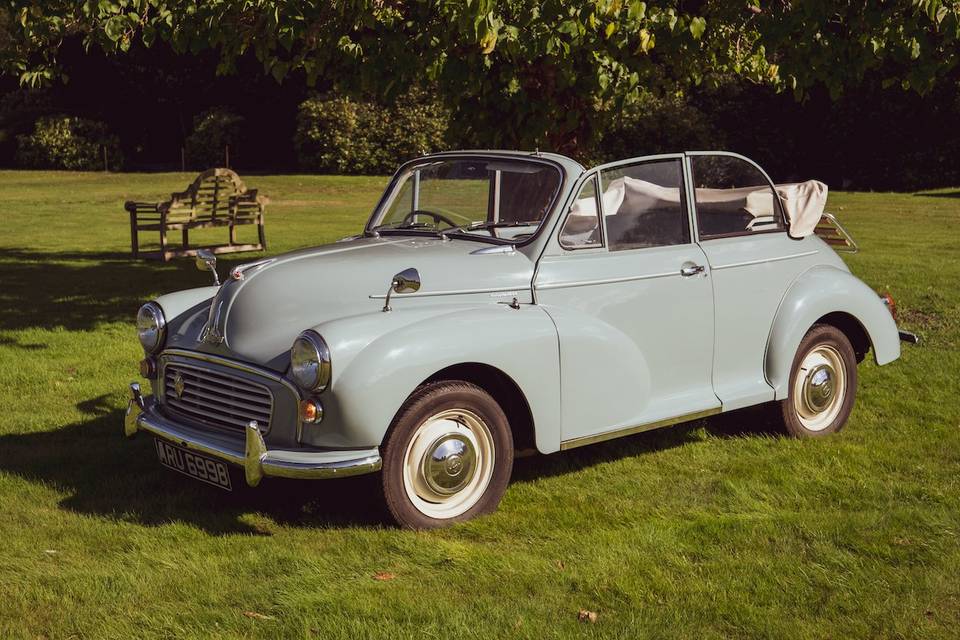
<box><xmin>381</xmin><ymin>381</ymin><xmax>513</xmax><ymax>529</ymax></box>
<box><xmin>779</xmin><ymin>324</ymin><xmax>858</xmax><ymax>437</ymax></box>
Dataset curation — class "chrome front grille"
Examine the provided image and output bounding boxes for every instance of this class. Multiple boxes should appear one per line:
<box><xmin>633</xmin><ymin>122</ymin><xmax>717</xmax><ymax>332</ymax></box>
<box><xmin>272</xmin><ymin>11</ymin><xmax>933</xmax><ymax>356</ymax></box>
<box><xmin>162</xmin><ymin>362</ymin><xmax>273</xmax><ymax>433</ymax></box>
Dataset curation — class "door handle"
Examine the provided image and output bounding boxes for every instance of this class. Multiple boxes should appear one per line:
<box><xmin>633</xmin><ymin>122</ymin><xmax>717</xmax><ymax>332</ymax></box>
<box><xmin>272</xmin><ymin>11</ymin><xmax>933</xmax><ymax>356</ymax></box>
<box><xmin>680</xmin><ymin>263</ymin><xmax>705</xmax><ymax>277</ymax></box>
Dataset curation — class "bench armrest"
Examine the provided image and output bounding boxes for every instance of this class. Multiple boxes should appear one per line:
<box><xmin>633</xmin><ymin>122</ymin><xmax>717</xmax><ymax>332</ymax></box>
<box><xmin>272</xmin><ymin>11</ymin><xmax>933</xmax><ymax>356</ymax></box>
<box><xmin>124</xmin><ymin>201</ymin><xmax>162</xmax><ymax>213</ymax></box>
<box><xmin>230</xmin><ymin>194</ymin><xmax>265</xmax><ymax>221</ymax></box>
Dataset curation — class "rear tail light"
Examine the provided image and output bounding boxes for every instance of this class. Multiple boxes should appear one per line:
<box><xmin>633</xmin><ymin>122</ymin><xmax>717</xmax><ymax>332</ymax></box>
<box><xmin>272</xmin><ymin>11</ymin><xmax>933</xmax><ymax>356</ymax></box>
<box><xmin>879</xmin><ymin>292</ymin><xmax>897</xmax><ymax>321</ymax></box>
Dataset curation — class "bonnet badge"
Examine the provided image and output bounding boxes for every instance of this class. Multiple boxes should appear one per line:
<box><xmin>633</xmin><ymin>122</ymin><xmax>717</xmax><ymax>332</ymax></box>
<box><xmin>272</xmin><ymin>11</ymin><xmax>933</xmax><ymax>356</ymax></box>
<box><xmin>172</xmin><ymin>373</ymin><xmax>185</xmax><ymax>399</ymax></box>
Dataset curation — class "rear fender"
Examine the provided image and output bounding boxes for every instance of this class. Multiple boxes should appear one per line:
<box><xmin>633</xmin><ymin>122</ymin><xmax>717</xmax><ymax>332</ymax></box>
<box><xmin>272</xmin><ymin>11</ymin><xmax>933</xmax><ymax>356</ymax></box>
<box><xmin>766</xmin><ymin>265</ymin><xmax>900</xmax><ymax>399</ymax></box>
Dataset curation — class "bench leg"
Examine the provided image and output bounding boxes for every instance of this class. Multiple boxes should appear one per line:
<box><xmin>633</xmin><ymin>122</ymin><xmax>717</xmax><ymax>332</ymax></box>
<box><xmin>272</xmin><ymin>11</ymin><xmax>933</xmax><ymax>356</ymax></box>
<box><xmin>182</xmin><ymin>227</ymin><xmax>190</xmax><ymax>251</ymax></box>
<box><xmin>129</xmin><ymin>212</ymin><xmax>139</xmax><ymax>259</ymax></box>
<box><xmin>159</xmin><ymin>225</ymin><xmax>168</xmax><ymax>262</ymax></box>
<box><xmin>229</xmin><ymin>223</ymin><xmax>238</xmax><ymax>247</ymax></box>
<box><xmin>258</xmin><ymin>215</ymin><xmax>267</xmax><ymax>250</ymax></box>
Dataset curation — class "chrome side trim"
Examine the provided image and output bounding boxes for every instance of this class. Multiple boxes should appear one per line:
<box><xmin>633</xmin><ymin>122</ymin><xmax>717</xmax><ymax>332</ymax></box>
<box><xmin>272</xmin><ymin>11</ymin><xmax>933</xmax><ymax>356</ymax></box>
<box><xmin>125</xmin><ymin>387</ymin><xmax>382</xmax><ymax>483</ymax></box>
<box><xmin>559</xmin><ymin>407</ymin><xmax>722</xmax><ymax>450</ymax></box>
<box><xmin>470</xmin><ymin>244</ymin><xmax>517</xmax><ymax>255</ymax></box>
<box><xmin>369</xmin><ymin>285</ymin><xmax>524</xmax><ymax>300</ymax></box>
<box><xmin>535</xmin><ymin>270</ymin><xmax>677</xmax><ymax>291</ymax></box>
<box><xmin>711</xmin><ymin>250</ymin><xmax>818</xmax><ymax>271</ymax></box>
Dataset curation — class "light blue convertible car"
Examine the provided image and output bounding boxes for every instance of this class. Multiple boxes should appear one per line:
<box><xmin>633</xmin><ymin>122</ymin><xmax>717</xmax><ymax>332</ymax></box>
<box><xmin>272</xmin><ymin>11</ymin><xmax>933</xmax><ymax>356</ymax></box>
<box><xmin>124</xmin><ymin>150</ymin><xmax>912</xmax><ymax>529</ymax></box>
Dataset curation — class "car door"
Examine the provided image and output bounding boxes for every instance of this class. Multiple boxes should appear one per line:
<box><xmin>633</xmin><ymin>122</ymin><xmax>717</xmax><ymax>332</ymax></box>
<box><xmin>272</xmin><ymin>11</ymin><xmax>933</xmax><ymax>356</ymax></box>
<box><xmin>686</xmin><ymin>152</ymin><xmax>823</xmax><ymax>410</ymax></box>
<box><xmin>534</xmin><ymin>155</ymin><xmax>720</xmax><ymax>447</ymax></box>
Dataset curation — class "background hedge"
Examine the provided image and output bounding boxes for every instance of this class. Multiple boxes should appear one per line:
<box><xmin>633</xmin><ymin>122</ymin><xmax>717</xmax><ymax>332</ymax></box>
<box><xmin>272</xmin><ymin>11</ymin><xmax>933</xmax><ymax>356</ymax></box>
<box><xmin>183</xmin><ymin>108</ymin><xmax>244</xmax><ymax>170</ymax></box>
<box><xmin>14</xmin><ymin>115</ymin><xmax>123</xmax><ymax>171</ymax></box>
<box><xmin>294</xmin><ymin>87</ymin><xmax>448</xmax><ymax>174</ymax></box>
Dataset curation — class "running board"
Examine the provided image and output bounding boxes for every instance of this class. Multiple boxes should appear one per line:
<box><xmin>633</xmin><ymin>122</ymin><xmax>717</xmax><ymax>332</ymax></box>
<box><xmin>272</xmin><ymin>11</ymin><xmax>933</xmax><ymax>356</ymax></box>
<box><xmin>559</xmin><ymin>407</ymin><xmax>722</xmax><ymax>451</ymax></box>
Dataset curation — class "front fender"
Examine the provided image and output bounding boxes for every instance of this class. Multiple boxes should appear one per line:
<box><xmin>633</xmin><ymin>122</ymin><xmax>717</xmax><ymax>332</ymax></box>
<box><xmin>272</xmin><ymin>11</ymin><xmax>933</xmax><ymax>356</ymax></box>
<box><xmin>153</xmin><ymin>286</ymin><xmax>219</xmax><ymax>351</ymax></box>
<box><xmin>766</xmin><ymin>265</ymin><xmax>900</xmax><ymax>399</ymax></box>
<box><xmin>304</xmin><ymin>304</ymin><xmax>561</xmax><ymax>453</ymax></box>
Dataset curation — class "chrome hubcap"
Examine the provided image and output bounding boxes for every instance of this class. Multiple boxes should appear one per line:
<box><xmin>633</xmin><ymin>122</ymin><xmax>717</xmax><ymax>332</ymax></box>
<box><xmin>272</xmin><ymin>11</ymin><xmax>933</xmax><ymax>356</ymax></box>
<box><xmin>802</xmin><ymin>364</ymin><xmax>836</xmax><ymax>413</ymax></box>
<box><xmin>793</xmin><ymin>345</ymin><xmax>846</xmax><ymax>431</ymax></box>
<box><xmin>402</xmin><ymin>408</ymin><xmax>495</xmax><ymax>519</ymax></box>
<box><xmin>422</xmin><ymin>434</ymin><xmax>477</xmax><ymax>495</ymax></box>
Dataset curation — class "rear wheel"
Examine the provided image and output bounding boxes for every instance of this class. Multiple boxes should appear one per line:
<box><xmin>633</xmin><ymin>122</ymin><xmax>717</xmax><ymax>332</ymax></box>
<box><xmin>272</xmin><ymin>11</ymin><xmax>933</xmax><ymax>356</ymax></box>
<box><xmin>778</xmin><ymin>324</ymin><xmax>858</xmax><ymax>437</ymax></box>
<box><xmin>380</xmin><ymin>381</ymin><xmax>513</xmax><ymax>529</ymax></box>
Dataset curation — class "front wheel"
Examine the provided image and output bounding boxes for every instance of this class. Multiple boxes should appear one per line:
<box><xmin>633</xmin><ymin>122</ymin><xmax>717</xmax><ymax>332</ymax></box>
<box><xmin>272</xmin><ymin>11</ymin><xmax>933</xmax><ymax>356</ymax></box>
<box><xmin>778</xmin><ymin>324</ymin><xmax>858</xmax><ymax>437</ymax></box>
<box><xmin>380</xmin><ymin>381</ymin><xmax>514</xmax><ymax>529</ymax></box>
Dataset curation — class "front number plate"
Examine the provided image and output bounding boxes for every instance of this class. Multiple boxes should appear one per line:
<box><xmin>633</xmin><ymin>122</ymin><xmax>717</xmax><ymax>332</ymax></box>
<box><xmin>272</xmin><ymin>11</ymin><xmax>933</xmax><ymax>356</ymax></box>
<box><xmin>155</xmin><ymin>439</ymin><xmax>232</xmax><ymax>491</ymax></box>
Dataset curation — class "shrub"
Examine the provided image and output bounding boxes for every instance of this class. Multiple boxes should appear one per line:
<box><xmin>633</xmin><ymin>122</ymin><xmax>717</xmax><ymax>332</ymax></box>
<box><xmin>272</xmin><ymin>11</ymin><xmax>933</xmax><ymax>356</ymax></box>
<box><xmin>15</xmin><ymin>115</ymin><xmax>124</xmax><ymax>171</ymax></box>
<box><xmin>295</xmin><ymin>87</ymin><xmax>448</xmax><ymax>174</ymax></box>
<box><xmin>184</xmin><ymin>108</ymin><xmax>244</xmax><ymax>169</ymax></box>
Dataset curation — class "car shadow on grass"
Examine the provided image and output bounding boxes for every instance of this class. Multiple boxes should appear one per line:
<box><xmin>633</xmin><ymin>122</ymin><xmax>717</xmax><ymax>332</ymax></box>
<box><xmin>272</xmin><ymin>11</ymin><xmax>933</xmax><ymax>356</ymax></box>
<box><xmin>0</xmin><ymin>400</ymin><xmax>785</xmax><ymax>533</ymax></box>
<box><xmin>512</xmin><ymin>405</ymin><xmax>785</xmax><ymax>483</ymax></box>
<box><xmin>0</xmin><ymin>407</ymin><xmax>388</xmax><ymax>534</ymax></box>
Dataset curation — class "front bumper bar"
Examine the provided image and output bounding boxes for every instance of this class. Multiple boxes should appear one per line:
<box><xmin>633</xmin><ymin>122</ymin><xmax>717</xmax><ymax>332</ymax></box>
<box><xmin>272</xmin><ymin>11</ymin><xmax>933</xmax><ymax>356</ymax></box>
<box><xmin>124</xmin><ymin>382</ymin><xmax>382</xmax><ymax>486</ymax></box>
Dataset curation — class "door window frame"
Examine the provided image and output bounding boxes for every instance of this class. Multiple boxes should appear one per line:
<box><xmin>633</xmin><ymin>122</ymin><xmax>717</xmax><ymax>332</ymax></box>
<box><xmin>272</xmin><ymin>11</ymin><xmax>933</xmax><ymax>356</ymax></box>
<box><xmin>555</xmin><ymin>153</ymin><xmax>696</xmax><ymax>253</ymax></box>
<box><xmin>685</xmin><ymin>151</ymin><xmax>788</xmax><ymax>241</ymax></box>
<box><xmin>558</xmin><ymin>172</ymin><xmax>606</xmax><ymax>250</ymax></box>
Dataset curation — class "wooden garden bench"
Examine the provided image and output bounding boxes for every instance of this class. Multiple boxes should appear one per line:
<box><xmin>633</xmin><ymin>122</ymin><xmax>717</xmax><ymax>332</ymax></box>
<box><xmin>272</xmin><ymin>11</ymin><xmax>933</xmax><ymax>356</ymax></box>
<box><xmin>124</xmin><ymin>168</ymin><xmax>267</xmax><ymax>261</ymax></box>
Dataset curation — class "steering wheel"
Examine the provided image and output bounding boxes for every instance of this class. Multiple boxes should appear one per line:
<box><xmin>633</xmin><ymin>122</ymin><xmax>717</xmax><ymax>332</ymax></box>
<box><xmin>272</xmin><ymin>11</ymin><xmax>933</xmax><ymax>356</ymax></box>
<box><xmin>401</xmin><ymin>209</ymin><xmax>460</xmax><ymax>230</ymax></box>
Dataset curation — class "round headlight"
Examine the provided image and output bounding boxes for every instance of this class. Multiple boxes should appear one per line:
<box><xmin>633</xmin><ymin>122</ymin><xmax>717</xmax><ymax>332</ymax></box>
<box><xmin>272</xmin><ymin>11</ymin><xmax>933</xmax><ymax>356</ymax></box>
<box><xmin>136</xmin><ymin>302</ymin><xmax>166</xmax><ymax>354</ymax></box>
<box><xmin>290</xmin><ymin>331</ymin><xmax>331</xmax><ymax>392</ymax></box>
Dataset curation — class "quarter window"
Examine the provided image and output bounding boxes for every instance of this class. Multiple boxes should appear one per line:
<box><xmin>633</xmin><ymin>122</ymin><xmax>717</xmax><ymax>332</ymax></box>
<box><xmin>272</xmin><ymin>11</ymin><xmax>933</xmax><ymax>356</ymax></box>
<box><xmin>690</xmin><ymin>155</ymin><xmax>785</xmax><ymax>237</ymax></box>
<box><xmin>599</xmin><ymin>159</ymin><xmax>690</xmax><ymax>251</ymax></box>
<box><xmin>559</xmin><ymin>175</ymin><xmax>602</xmax><ymax>249</ymax></box>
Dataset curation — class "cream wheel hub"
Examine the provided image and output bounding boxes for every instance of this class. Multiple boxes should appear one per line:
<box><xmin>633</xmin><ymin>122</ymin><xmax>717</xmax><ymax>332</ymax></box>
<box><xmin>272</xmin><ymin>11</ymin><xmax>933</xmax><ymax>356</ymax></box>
<box><xmin>402</xmin><ymin>408</ymin><xmax>495</xmax><ymax>519</ymax></box>
<box><xmin>793</xmin><ymin>345</ymin><xmax>846</xmax><ymax>431</ymax></box>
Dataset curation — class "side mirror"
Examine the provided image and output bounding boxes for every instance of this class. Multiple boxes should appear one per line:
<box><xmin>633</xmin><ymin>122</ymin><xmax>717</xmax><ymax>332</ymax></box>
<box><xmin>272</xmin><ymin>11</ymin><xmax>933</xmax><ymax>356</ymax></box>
<box><xmin>195</xmin><ymin>249</ymin><xmax>221</xmax><ymax>286</ymax></box>
<box><xmin>383</xmin><ymin>267</ymin><xmax>420</xmax><ymax>312</ymax></box>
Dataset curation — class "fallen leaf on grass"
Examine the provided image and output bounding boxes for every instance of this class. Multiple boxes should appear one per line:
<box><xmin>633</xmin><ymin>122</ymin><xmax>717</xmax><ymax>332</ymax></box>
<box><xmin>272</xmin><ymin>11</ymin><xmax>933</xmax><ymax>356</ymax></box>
<box><xmin>555</xmin><ymin>560</ymin><xmax>565</xmax><ymax>570</ymax></box>
<box><xmin>43</xmin><ymin>550</ymin><xmax>58</xmax><ymax>555</ymax></box>
<box><xmin>242</xmin><ymin>611</ymin><xmax>275</xmax><ymax>621</ymax></box>
<box><xmin>577</xmin><ymin>609</ymin><xmax>598</xmax><ymax>624</ymax></box>
<box><xmin>373</xmin><ymin>571</ymin><xmax>396</xmax><ymax>581</ymax></box>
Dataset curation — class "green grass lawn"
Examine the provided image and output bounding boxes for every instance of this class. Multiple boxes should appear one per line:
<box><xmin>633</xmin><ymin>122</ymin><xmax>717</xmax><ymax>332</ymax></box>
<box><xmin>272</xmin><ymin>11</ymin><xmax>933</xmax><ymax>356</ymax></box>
<box><xmin>0</xmin><ymin>171</ymin><xmax>958</xmax><ymax>639</ymax></box>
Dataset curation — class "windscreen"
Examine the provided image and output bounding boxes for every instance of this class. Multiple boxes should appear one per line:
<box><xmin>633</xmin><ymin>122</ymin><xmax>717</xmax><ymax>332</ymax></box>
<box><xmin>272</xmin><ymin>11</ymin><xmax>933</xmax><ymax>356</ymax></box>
<box><xmin>371</xmin><ymin>158</ymin><xmax>562</xmax><ymax>242</ymax></box>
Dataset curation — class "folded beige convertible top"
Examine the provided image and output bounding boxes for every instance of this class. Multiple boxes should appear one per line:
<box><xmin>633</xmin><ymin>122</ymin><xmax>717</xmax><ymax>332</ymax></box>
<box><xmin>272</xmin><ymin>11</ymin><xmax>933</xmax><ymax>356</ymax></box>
<box><xmin>774</xmin><ymin>180</ymin><xmax>829</xmax><ymax>238</ymax></box>
<box><xmin>570</xmin><ymin>177</ymin><xmax>829</xmax><ymax>239</ymax></box>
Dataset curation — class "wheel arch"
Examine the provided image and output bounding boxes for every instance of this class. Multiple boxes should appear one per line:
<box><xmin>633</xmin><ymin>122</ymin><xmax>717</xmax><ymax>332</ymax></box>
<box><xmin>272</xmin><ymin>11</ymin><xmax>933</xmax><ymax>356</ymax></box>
<box><xmin>422</xmin><ymin>362</ymin><xmax>536</xmax><ymax>453</ymax></box>
<box><xmin>816</xmin><ymin>311</ymin><xmax>871</xmax><ymax>362</ymax></box>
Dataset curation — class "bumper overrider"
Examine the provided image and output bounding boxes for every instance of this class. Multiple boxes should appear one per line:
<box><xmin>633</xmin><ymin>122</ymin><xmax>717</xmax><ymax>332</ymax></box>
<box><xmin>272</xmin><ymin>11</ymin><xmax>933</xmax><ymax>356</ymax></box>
<box><xmin>124</xmin><ymin>382</ymin><xmax>382</xmax><ymax>486</ymax></box>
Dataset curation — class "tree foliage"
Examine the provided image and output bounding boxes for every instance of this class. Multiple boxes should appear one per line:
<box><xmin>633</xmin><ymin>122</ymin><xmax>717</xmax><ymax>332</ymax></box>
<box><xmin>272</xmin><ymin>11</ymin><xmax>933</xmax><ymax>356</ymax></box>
<box><xmin>1</xmin><ymin>1</ymin><xmax>959</xmax><ymax>155</ymax></box>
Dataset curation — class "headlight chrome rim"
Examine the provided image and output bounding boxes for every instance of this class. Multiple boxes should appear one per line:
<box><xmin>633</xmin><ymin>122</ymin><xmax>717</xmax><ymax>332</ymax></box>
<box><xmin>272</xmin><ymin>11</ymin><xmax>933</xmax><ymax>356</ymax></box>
<box><xmin>290</xmin><ymin>330</ymin><xmax>331</xmax><ymax>392</ymax></box>
<box><xmin>136</xmin><ymin>302</ymin><xmax>166</xmax><ymax>354</ymax></box>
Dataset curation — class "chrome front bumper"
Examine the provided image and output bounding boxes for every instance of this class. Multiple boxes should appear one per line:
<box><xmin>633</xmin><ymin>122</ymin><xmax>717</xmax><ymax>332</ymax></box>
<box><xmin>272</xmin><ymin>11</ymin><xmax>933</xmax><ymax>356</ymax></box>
<box><xmin>125</xmin><ymin>382</ymin><xmax>382</xmax><ymax>486</ymax></box>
